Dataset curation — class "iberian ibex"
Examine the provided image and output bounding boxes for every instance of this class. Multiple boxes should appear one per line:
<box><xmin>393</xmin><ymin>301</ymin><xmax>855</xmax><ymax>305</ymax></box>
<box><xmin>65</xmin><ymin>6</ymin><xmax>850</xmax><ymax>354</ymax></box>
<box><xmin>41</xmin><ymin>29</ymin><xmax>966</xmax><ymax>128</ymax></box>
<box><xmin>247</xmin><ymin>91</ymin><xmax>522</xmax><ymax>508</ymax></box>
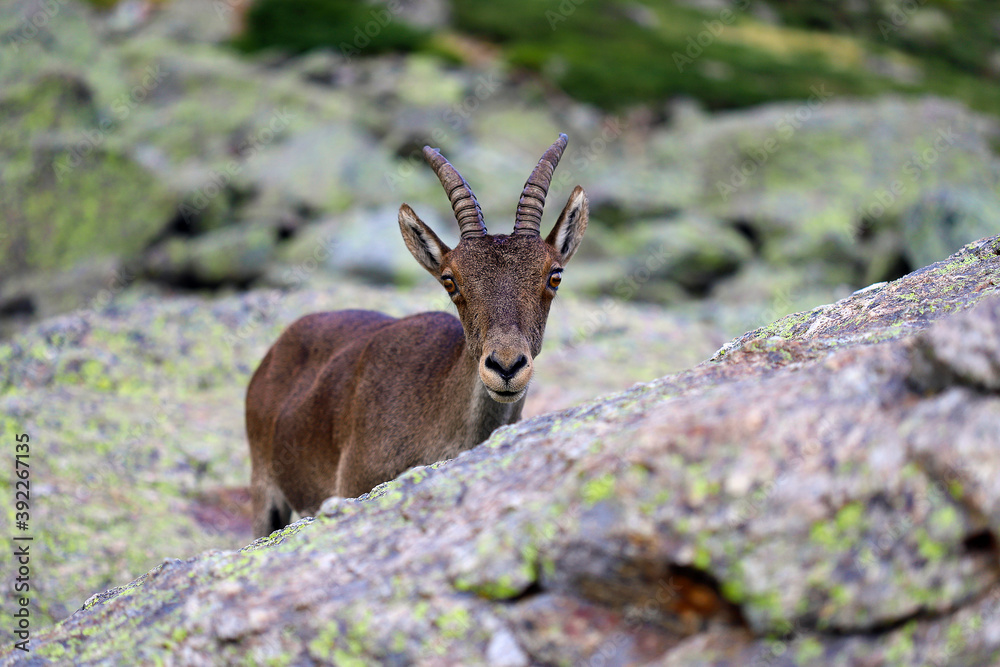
<box><xmin>246</xmin><ymin>134</ymin><xmax>588</xmax><ymax>537</ymax></box>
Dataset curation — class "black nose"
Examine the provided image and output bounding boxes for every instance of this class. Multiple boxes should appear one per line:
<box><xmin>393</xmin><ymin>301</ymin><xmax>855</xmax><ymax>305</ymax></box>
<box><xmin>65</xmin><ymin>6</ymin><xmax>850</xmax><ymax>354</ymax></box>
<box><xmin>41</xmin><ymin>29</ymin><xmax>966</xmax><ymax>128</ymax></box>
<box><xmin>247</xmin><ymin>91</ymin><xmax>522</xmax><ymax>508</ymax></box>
<box><xmin>485</xmin><ymin>353</ymin><xmax>527</xmax><ymax>382</ymax></box>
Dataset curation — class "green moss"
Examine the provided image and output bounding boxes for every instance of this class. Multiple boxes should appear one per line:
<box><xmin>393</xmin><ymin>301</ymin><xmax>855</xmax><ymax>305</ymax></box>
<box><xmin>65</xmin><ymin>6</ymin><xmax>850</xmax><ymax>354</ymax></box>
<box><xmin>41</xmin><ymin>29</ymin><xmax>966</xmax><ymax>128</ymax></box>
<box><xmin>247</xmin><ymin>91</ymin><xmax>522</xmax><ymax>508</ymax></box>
<box><xmin>542</xmin><ymin>557</ymin><xmax>556</xmax><ymax>579</ymax></box>
<box><xmin>810</xmin><ymin>521</ymin><xmax>837</xmax><ymax>548</ymax></box>
<box><xmin>929</xmin><ymin>505</ymin><xmax>959</xmax><ymax>534</ymax></box>
<box><xmin>434</xmin><ymin>607</ymin><xmax>472</xmax><ymax>639</ymax></box>
<box><xmin>915</xmin><ymin>528</ymin><xmax>947</xmax><ymax>562</ymax></box>
<box><xmin>720</xmin><ymin>578</ymin><xmax>745</xmax><ymax>603</ymax></box>
<box><xmin>883</xmin><ymin>620</ymin><xmax>917</xmax><ymax>663</ymax></box>
<box><xmin>834</xmin><ymin>502</ymin><xmax>865</xmax><ymax>532</ymax></box>
<box><xmin>689</xmin><ymin>476</ymin><xmax>721</xmax><ymax>503</ymax></box>
<box><xmin>332</xmin><ymin>650</ymin><xmax>367</xmax><ymax>667</ymax></box>
<box><xmin>693</xmin><ymin>544</ymin><xmax>712</xmax><ymax>570</ymax></box>
<box><xmin>308</xmin><ymin>622</ymin><xmax>341</xmax><ymax>661</ymax></box>
<box><xmin>412</xmin><ymin>601</ymin><xmax>429</xmax><ymax>621</ymax></box>
<box><xmin>760</xmin><ymin>309</ymin><xmax>816</xmax><ymax>340</ymax></box>
<box><xmin>580</xmin><ymin>473</ymin><xmax>616</xmax><ymax>506</ymax></box>
<box><xmin>946</xmin><ymin>620</ymin><xmax>967</xmax><ymax>654</ymax></box>
<box><xmin>35</xmin><ymin>641</ymin><xmax>69</xmax><ymax>659</ymax></box>
<box><xmin>454</xmin><ymin>574</ymin><xmax>522</xmax><ymax>600</ymax></box>
<box><xmin>6</xmin><ymin>146</ymin><xmax>177</xmax><ymax>274</ymax></box>
<box><xmin>795</xmin><ymin>636</ymin><xmax>824</xmax><ymax>663</ymax></box>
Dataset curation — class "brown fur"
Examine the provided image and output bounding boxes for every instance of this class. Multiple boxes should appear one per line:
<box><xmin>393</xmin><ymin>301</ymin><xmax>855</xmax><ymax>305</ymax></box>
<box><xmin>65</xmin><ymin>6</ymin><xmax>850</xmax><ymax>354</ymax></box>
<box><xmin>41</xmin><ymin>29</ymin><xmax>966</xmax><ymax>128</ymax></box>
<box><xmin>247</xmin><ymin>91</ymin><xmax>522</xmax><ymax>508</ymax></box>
<box><xmin>246</xmin><ymin>141</ymin><xmax>588</xmax><ymax>537</ymax></box>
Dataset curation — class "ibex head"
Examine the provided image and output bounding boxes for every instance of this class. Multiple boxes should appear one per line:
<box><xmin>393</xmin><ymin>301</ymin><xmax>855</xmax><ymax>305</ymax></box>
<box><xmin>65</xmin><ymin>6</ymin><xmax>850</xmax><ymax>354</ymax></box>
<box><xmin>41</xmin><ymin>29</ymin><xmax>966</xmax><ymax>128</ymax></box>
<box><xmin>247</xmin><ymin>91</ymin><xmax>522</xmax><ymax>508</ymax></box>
<box><xmin>399</xmin><ymin>134</ymin><xmax>588</xmax><ymax>404</ymax></box>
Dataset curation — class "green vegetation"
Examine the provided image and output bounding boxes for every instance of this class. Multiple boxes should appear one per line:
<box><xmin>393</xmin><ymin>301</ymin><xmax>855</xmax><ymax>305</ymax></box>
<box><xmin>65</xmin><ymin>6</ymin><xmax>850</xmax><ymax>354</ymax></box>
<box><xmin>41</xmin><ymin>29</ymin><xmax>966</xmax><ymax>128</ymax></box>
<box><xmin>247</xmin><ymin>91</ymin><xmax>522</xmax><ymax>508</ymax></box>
<box><xmin>234</xmin><ymin>0</ymin><xmax>427</xmax><ymax>56</ymax></box>
<box><xmin>452</xmin><ymin>0</ymin><xmax>883</xmax><ymax>110</ymax></box>
<box><xmin>229</xmin><ymin>0</ymin><xmax>1000</xmax><ymax>113</ymax></box>
<box><xmin>451</xmin><ymin>0</ymin><xmax>1000</xmax><ymax>113</ymax></box>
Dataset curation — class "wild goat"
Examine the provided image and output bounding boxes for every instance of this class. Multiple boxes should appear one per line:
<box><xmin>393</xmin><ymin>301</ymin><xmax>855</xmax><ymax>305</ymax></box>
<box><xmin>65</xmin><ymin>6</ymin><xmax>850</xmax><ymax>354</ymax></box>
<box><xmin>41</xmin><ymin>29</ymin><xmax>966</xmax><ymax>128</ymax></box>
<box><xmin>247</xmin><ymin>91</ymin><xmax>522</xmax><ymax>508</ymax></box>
<box><xmin>246</xmin><ymin>134</ymin><xmax>588</xmax><ymax>537</ymax></box>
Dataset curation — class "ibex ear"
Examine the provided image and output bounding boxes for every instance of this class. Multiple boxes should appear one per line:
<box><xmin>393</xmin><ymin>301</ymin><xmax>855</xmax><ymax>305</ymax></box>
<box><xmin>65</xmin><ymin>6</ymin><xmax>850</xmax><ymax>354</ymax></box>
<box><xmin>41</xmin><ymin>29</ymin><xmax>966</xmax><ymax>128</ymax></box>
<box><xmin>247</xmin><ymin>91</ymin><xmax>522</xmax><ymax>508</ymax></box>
<box><xmin>399</xmin><ymin>204</ymin><xmax>451</xmax><ymax>274</ymax></box>
<box><xmin>545</xmin><ymin>186</ymin><xmax>589</xmax><ymax>264</ymax></box>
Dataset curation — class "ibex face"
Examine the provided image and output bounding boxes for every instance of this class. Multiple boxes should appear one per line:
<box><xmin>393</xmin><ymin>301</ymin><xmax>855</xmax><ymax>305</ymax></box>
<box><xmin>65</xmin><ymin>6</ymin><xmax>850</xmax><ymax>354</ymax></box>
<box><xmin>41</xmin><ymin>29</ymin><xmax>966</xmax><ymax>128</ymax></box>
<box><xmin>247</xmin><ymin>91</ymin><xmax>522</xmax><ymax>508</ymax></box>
<box><xmin>246</xmin><ymin>134</ymin><xmax>589</xmax><ymax>536</ymax></box>
<box><xmin>399</xmin><ymin>134</ymin><xmax>589</xmax><ymax>403</ymax></box>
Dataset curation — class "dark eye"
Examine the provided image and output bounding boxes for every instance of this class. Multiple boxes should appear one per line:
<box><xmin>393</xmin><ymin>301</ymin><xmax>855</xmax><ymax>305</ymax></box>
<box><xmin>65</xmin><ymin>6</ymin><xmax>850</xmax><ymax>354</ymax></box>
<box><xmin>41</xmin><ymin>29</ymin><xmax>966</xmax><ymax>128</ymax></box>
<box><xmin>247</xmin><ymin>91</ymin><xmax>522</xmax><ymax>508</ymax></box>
<box><xmin>548</xmin><ymin>271</ymin><xmax>562</xmax><ymax>290</ymax></box>
<box><xmin>441</xmin><ymin>275</ymin><xmax>459</xmax><ymax>295</ymax></box>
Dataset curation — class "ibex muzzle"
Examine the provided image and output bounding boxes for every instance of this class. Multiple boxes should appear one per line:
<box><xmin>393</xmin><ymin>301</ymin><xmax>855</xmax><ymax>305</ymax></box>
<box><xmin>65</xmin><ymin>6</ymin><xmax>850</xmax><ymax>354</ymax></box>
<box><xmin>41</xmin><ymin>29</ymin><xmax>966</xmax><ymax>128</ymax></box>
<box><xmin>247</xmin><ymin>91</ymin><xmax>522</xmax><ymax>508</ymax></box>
<box><xmin>246</xmin><ymin>134</ymin><xmax>588</xmax><ymax>537</ymax></box>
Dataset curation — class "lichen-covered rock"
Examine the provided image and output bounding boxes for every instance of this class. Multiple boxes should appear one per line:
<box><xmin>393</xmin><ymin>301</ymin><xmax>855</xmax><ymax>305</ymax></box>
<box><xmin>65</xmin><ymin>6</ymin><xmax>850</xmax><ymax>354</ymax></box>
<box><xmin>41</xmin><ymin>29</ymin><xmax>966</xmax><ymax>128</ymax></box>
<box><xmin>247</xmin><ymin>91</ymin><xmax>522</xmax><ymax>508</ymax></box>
<box><xmin>3</xmin><ymin>236</ymin><xmax>999</xmax><ymax>666</ymax></box>
<box><xmin>0</xmin><ymin>65</ymin><xmax>179</xmax><ymax>277</ymax></box>
<box><xmin>674</xmin><ymin>96</ymin><xmax>1000</xmax><ymax>292</ymax></box>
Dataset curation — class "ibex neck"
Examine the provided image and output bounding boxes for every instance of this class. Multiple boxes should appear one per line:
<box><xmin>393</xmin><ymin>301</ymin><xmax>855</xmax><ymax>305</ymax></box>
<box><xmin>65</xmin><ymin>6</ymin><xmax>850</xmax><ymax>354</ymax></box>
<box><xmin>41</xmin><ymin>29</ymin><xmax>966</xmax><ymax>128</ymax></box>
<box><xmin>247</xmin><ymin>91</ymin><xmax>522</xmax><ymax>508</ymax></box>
<box><xmin>452</xmin><ymin>345</ymin><xmax>524</xmax><ymax>452</ymax></box>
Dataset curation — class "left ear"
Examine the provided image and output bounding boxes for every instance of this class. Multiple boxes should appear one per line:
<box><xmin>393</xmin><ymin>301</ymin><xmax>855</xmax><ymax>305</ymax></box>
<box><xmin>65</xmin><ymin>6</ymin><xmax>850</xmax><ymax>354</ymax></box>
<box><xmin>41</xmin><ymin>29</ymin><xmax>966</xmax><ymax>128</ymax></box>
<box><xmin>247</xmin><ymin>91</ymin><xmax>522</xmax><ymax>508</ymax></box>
<box><xmin>399</xmin><ymin>204</ymin><xmax>451</xmax><ymax>274</ymax></box>
<box><xmin>545</xmin><ymin>185</ymin><xmax>589</xmax><ymax>264</ymax></box>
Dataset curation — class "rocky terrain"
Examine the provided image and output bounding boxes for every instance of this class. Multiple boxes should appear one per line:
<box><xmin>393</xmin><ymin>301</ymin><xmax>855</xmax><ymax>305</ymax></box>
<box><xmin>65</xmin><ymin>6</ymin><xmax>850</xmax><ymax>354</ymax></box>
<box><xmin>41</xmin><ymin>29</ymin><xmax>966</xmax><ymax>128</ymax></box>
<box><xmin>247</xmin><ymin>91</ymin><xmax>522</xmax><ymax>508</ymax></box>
<box><xmin>3</xmin><ymin>0</ymin><xmax>1000</xmax><ymax>664</ymax></box>
<box><xmin>2</xmin><ymin>236</ymin><xmax>998</xmax><ymax>665</ymax></box>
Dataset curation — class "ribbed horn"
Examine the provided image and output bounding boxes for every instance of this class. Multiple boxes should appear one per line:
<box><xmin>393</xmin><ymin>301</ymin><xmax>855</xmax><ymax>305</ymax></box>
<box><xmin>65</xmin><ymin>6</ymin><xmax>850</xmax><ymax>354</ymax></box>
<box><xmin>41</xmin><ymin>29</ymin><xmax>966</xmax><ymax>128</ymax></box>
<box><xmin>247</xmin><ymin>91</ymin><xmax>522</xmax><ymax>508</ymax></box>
<box><xmin>513</xmin><ymin>133</ymin><xmax>568</xmax><ymax>237</ymax></box>
<box><xmin>423</xmin><ymin>146</ymin><xmax>487</xmax><ymax>239</ymax></box>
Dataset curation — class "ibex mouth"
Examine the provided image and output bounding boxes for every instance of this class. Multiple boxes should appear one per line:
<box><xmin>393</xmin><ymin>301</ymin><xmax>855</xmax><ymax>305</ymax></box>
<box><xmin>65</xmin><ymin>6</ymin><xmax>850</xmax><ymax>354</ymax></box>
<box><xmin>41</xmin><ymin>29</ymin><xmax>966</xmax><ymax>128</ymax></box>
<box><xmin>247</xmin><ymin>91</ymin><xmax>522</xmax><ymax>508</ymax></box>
<box><xmin>486</xmin><ymin>387</ymin><xmax>527</xmax><ymax>404</ymax></box>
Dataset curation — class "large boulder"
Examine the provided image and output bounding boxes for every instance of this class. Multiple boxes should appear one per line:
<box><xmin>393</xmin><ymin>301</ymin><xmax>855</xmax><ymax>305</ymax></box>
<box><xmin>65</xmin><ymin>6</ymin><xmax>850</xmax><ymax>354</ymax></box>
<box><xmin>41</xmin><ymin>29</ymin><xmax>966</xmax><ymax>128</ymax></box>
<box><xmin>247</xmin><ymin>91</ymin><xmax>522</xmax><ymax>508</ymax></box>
<box><xmin>0</xmin><ymin>70</ymin><xmax>179</xmax><ymax>277</ymax></box>
<box><xmin>2</xmin><ymin>236</ymin><xmax>999</xmax><ymax>665</ymax></box>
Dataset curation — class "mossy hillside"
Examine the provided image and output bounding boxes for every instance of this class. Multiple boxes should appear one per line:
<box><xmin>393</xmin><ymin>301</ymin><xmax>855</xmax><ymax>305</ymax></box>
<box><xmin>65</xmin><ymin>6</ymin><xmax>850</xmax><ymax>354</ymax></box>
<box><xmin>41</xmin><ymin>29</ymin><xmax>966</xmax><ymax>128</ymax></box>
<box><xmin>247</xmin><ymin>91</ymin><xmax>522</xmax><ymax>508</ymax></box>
<box><xmin>767</xmin><ymin>1</ymin><xmax>998</xmax><ymax>82</ymax></box>
<box><xmin>222</xmin><ymin>0</ymin><xmax>1000</xmax><ymax>114</ymax></box>
<box><xmin>450</xmin><ymin>0</ymin><xmax>1000</xmax><ymax>115</ymax></box>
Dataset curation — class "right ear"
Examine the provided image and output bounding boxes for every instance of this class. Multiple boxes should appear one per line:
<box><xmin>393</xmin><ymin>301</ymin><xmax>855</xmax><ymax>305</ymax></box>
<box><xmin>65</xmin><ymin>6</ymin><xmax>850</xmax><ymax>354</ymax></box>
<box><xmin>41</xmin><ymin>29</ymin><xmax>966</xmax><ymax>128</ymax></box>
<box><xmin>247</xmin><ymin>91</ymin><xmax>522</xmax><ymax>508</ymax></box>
<box><xmin>399</xmin><ymin>204</ymin><xmax>451</xmax><ymax>274</ymax></box>
<box><xmin>545</xmin><ymin>186</ymin><xmax>589</xmax><ymax>264</ymax></box>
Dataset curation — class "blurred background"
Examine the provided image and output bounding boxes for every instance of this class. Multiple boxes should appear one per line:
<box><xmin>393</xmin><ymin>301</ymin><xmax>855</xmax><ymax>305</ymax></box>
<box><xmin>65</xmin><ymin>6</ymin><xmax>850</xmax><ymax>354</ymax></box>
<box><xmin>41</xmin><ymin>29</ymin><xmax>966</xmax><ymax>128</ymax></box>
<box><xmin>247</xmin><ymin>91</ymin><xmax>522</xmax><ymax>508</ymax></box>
<box><xmin>1</xmin><ymin>0</ymin><xmax>999</xmax><ymax>632</ymax></box>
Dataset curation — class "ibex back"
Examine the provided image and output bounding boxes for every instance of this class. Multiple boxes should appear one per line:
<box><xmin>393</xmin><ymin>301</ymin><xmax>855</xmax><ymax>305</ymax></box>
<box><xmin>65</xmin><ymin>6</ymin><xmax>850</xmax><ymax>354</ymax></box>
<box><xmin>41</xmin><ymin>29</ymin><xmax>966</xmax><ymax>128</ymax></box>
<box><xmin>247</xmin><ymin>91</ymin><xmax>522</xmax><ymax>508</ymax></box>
<box><xmin>246</xmin><ymin>134</ymin><xmax>588</xmax><ymax>537</ymax></box>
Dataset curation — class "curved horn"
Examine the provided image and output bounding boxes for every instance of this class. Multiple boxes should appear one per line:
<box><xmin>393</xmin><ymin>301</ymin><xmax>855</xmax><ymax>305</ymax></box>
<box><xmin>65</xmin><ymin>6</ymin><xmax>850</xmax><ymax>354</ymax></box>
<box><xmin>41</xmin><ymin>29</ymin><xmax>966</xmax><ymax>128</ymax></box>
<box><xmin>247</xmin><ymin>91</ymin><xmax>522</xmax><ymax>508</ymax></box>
<box><xmin>423</xmin><ymin>146</ymin><xmax>487</xmax><ymax>239</ymax></box>
<box><xmin>513</xmin><ymin>133</ymin><xmax>568</xmax><ymax>237</ymax></box>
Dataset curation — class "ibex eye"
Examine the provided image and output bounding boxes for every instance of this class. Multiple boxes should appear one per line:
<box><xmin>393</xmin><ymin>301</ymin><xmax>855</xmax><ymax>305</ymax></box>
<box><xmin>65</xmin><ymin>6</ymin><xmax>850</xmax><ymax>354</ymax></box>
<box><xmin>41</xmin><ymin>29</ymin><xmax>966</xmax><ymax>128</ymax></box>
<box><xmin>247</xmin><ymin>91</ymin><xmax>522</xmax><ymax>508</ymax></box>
<box><xmin>441</xmin><ymin>276</ymin><xmax>458</xmax><ymax>294</ymax></box>
<box><xmin>548</xmin><ymin>272</ymin><xmax>562</xmax><ymax>290</ymax></box>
